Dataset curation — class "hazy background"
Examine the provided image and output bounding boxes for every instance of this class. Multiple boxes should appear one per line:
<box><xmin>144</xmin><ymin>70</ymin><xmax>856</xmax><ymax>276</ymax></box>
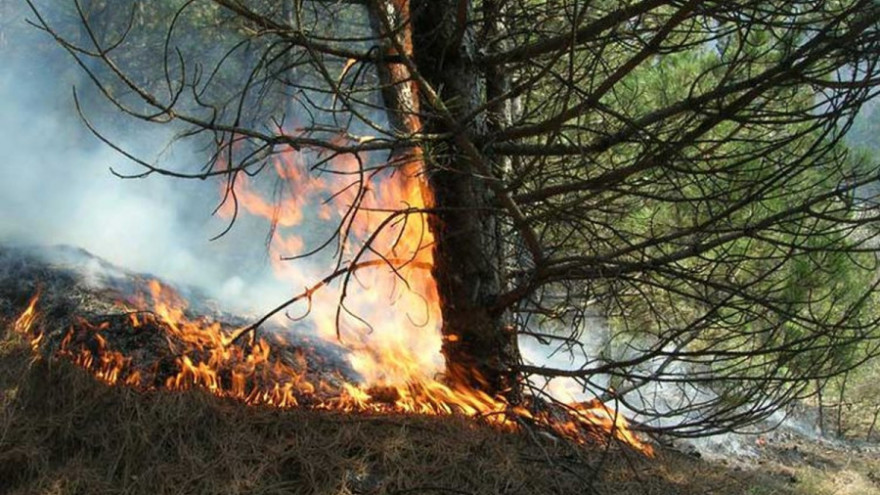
<box><xmin>0</xmin><ymin>5</ymin><xmax>290</xmax><ymax>313</ymax></box>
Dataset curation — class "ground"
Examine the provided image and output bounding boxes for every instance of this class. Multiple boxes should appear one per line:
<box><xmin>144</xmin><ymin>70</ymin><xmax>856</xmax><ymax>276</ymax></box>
<box><xmin>3</xmin><ymin>323</ymin><xmax>880</xmax><ymax>495</ymax></box>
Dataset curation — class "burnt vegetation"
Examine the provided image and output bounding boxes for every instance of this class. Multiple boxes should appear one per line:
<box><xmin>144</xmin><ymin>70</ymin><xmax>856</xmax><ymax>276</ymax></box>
<box><xmin>14</xmin><ymin>0</ymin><xmax>880</xmax><ymax>440</ymax></box>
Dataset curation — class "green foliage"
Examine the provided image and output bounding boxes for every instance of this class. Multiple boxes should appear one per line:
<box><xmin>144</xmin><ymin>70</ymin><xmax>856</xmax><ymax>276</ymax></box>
<box><xmin>507</xmin><ymin>1</ymin><xmax>880</xmax><ymax>431</ymax></box>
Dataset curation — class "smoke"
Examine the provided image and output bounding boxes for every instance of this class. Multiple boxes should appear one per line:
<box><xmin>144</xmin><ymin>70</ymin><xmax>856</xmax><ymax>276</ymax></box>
<box><xmin>0</xmin><ymin>2</ymin><xmax>411</xmax><ymax>324</ymax></box>
<box><xmin>0</xmin><ymin>13</ymin><xmax>286</xmax><ymax>314</ymax></box>
<box><xmin>518</xmin><ymin>311</ymin><xmax>836</xmax><ymax>459</ymax></box>
<box><xmin>519</xmin><ymin>310</ymin><xmax>611</xmax><ymax>402</ymax></box>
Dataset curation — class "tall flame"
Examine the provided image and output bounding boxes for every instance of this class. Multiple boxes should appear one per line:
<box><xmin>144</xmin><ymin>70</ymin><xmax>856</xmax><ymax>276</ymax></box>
<box><xmin>217</xmin><ymin>141</ymin><xmax>444</xmax><ymax>389</ymax></box>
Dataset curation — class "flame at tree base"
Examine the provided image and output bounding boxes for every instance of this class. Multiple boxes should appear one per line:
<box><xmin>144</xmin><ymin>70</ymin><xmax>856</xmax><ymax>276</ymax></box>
<box><xmin>10</xmin><ymin>289</ymin><xmax>652</xmax><ymax>456</ymax></box>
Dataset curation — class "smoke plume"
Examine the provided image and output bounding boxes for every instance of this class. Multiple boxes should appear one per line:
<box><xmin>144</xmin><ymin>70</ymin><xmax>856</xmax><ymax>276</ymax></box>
<box><xmin>0</xmin><ymin>13</ymin><xmax>284</xmax><ymax>313</ymax></box>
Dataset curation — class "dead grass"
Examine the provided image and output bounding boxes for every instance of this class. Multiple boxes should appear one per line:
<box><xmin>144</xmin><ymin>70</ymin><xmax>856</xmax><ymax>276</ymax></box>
<box><xmin>754</xmin><ymin>439</ymin><xmax>880</xmax><ymax>495</ymax></box>
<box><xmin>1</xmin><ymin>322</ymin><xmax>872</xmax><ymax>495</ymax></box>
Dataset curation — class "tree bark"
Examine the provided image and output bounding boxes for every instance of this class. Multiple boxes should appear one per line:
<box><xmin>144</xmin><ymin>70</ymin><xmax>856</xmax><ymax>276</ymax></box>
<box><xmin>367</xmin><ymin>0</ymin><xmax>519</xmax><ymax>398</ymax></box>
<box><xmin>411</xmin><ymin>0</ymin><xmax>520</xmax><ymax>398</ymax></box>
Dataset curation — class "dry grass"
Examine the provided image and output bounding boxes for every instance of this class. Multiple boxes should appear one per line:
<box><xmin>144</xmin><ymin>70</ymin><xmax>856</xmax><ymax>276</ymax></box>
<box><xmin>2</xmin><ymin>322</ymin><xmax>875</xmax><ymax>495</ymax></box>
<box><xmin>751</xmin><ymin>439</ymin><xmax>880</xmax><ymax>495</ymax></box>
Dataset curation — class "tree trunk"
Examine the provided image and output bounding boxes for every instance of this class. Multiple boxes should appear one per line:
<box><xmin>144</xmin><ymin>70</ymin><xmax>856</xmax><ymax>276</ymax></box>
<box><xmin>412</xmin><ymin>0</ymin><xmax>520</xmax><ymax>398</ymax></box>
<box><xmin>368</xmin><ymin>0</ymin><xmax>519</xmax><ymax>398</ymax></box>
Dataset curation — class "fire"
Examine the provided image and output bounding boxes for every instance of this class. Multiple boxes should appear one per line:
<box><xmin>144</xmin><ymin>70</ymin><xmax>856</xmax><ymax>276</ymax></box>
<box><xmin>13</xmin><ymin>292</ymin><xmax>41</xmax><ymax>351</ymax></box>
<box><xmin>6</xmin><ymin>138</ymin><xmax>653</xmax><ymax>456</ymax></box>
<box><xmin>10</xmin><ymin>285</ymin><xmax>652</xmax><ymax>455</ymax></box>
<box><xmin>216</xmin><ymin>139</ymin><xmax>444</xmax><ymax>390</ymax></box>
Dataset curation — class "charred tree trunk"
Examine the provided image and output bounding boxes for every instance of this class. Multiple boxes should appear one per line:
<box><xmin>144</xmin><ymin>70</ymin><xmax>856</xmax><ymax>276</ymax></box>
<box><xmin>412</xmin><ymin>0</ymin><xmax>520</xmax><ymax>399</ymax></box>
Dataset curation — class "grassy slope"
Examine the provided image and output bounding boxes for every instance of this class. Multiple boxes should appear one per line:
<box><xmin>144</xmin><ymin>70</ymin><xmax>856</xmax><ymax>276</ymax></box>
<box><xmin>1</xmin><ymin>325</ymin><xmax>877</xmax><ymax>495</ymax></box>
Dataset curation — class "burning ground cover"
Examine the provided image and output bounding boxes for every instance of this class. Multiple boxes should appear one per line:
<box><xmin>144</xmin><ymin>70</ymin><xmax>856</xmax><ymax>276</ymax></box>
<box><xmin>4</xmin><ymin>322</ymin><xmax>852</xmax><ymax>495</ymax></box>
<box><xmin>0</xmin><ymin>244</ymin><xmax>357</xmax><ymax>404</ymax></box>
<box><xmin>0</xmin><ymin>296</ymin><xmax>820</xmax><ymax>495</ymax></box>
<box><xmin>0</xmin><ymin>244</ymin><xmax>652</xmax><ymax>456</ymax></box>
<box><xmin>4</xmin><ymin>246</ymin><xmax>879</xmax><ymax>494</ymax></box>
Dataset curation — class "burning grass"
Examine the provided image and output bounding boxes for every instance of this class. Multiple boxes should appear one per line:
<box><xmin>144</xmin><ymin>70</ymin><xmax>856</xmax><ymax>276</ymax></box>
<box><xmin>0</xmin><ymin>248</ymin><xmax>858</xmax><ymax>495</ymax></box>
<box><xmin>2</xmin><ymin>311</ymin><xmax>645</xmax><ymax>494</ymax></box>
<box><xmin>0</xmin><ymin>321</ymin><xmax>816</xmax><ymax>495</ymax></box>
<box><xmin>7</xmin><ymin>246</ymin><xmax>867</xmax><ymax>495</ymax></box>
<box><xmin>5</xmin><ymin>269</ymin><xmax>653</xmax><ymax>455</ymax></box>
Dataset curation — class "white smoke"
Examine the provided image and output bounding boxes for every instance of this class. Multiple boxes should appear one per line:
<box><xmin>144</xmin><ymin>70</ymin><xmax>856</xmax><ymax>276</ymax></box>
<box><xmin>520</xmin><ymin>311</ymin><xmax>833</xmax><ymax>459</ymax></box>
<box><xmin>0</xmin><ymin>16</ymin><xmax>288</xmax><ymax>315</ymax></box>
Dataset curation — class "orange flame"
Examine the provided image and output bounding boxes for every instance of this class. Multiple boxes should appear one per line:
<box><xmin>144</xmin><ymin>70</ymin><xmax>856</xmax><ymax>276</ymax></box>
<box><xmin>13</xmin><ymin>293</ymin><xmax>41</xmax><ymax>351</ymax></box>
<box><xmin>11</xmin><ymin>284</ymin><xmax>651</xmax><ymax>455</ymax></box>
<box><xmin>217</xmin><ymin>140</ymin><xmax>443</xmax><ymax>390</ymax></box>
